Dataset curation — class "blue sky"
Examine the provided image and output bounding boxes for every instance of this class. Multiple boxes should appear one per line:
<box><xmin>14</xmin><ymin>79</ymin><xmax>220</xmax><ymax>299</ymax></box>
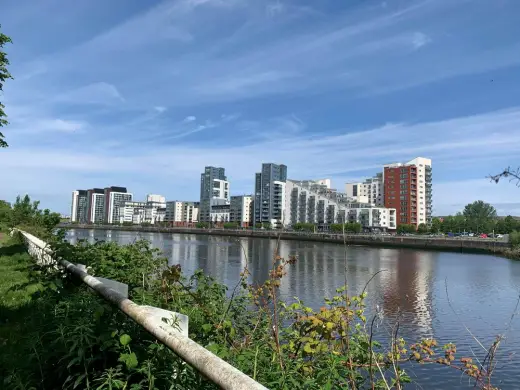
<box><xmin>1</xmin><ymin>0</ymin><xmax>520</xmax><ymax>215</ymax></box>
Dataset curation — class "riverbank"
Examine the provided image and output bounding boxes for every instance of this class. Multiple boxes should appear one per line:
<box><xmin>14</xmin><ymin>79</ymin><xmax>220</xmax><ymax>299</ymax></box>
<box><xmin>59</xmin><ymin>224</ymin><xmax>511</xmax><ymax>256</ymax></box>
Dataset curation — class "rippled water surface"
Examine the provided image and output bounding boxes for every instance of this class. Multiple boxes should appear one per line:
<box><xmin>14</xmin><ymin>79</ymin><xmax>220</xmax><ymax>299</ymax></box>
<box><xmin>68</xmin><ymin>229</ymin><xmax>520</xmax><ymax>389</ymax></box>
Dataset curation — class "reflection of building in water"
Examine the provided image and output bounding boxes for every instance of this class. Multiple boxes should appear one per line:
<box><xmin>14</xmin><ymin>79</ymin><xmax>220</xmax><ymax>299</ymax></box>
<box><xmin>169</xmin><ymin>234</ymin><xmax>201</xmax><ymax>272</ymax></box>
<box><xmin>379</xmin><ymin>249</ymin><xmax>435</xmax><ymax>336</ymax></box>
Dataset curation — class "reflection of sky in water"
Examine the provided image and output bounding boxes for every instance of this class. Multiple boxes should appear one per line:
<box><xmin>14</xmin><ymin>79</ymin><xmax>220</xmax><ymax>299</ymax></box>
<box><xmin>67</xmin><ymin>229</ymin><xmax>520</xmax><ymax>389</ymax></box>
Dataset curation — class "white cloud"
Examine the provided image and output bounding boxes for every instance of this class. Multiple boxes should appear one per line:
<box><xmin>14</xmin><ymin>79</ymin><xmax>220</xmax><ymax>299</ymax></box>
<box><xmin>411</xmin><ymin>31</ymin><xmax>431</xmax><ymax>49</ymax></box>
<box><xmin>182</xmin><ymin>115</ymin><xmax>197</xmax><ymax>123</ymax></box>
<box><xmin>154</xmin><ymin>106</ymin><xmax>167</xmax><ymax>113</ymax></box>
<box><xmin>2</xmin><ymin>106</ymin><xmax>520</xmax><ymax>213</ymax></box>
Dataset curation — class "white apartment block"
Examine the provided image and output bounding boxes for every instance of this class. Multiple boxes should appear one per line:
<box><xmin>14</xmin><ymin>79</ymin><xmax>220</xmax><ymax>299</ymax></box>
<box><xmin>119</xmin><ymin>199</ymin><xmax>166</xmax><ymax>225</ymax></box>
<box><xmin>165</xmin><ymin>201</ymin><xmax>199</xmax><ymax>225</ymax></box>
<box><xmin>230</xmin><ymin>195</ymin><xmax>253</xmax><ymax>227</ymax></box>
<box><xmin>345</xmin><ymin>206</ymin><xmax>396</xmax><ymax>230</ymax></box>
<box><xmin>284</xmin><ymin>179</ymin><xmax>396</xmax><ymax>230</ymax></box>
<box><xmin>345</xmin><ymin>173</ymin><xmax>384</xmax><ymax>206</ymax></box>
<box><xmin>105</xmin><ymin>190</ymin><xmax>133</xmax><ymax>224</ymax></box>
<box><xmin>146</xmin><ymin>194</ymin><xmax>166</xmax><ymax>205</ymax></box>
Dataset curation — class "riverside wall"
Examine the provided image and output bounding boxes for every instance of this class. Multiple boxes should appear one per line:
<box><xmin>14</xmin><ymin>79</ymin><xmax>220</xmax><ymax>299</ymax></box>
<box><xmin>58</xmin><ymin>224</ymin><xmax>511</xmax><ymax>255</ymax></box>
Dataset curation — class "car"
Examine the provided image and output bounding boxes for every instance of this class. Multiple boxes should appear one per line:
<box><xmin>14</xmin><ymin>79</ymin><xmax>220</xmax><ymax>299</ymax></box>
<box><xmin>468</xmin><ymin>233</ymin><xmax>475</xmax><ymax>237</ymax></box>
<box><xmin>479</xmin><ymin>233</ymin><xmax>488</xmax><ymax>238</ymax></box>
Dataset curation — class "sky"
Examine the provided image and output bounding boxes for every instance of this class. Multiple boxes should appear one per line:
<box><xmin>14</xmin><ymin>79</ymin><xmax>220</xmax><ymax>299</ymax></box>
<box><xmin>1</xmin><ymin>0</ymin><xmax>520</xmax><ymax>216</ymax></box>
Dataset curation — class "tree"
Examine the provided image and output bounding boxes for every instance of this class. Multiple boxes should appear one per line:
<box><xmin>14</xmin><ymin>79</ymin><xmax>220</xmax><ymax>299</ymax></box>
<box><xmin>417</xmin><ymin>223</ymin><xmax>428</xmax><ymax>234</ymax></box>
<box><xmin>397</xmin><ymin>224</ymin><xmax>416</xmax><ymax>234</ymax></box>
<box><xmin>430</xmin><ymin>218</ymin><xmax>442</xmax><ymax>233</ymax></box>
<box><xmin>462</xmin><ymin>200</ymin><xmax>497</xmax><ymax>232</ymax></box>
<box><xmin>0</xmin><ymin>25</ymin><xmax>13</xmax><ymax>148</ymax></box>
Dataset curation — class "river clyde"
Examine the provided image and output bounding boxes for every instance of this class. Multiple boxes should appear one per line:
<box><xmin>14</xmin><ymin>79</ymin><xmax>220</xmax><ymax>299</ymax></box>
<box><xmin>67</xmin><ymin>229</ymin><xmax>520</xmax><ymax>389</ymax></box>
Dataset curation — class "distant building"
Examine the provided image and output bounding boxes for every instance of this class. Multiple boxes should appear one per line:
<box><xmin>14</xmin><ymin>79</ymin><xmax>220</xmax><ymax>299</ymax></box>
<box><xmin>384</xmin><ymin>157</ymin><xmax>432</xmax><ymax>227</ymax></box>
<box><xmin>254</xmin><ymin>163</ymin><xmax>287</xmax><ymax>227</ymax></box>
<box><xmin>104</xmin><ymin>186</ymin><xmax>132</xmax><ymax>224</ymax></box>
<box><xmin>71</xmin><ymin>190</ymin><xmax>88</xmax><ymax>223</ymax></box>
<box><xmin>230</xmin><ymin>195</ymin><xmax>253</xmax><ymax>227</ymax></box>
<box><xmin>199</xmin><ymin>166</ymin><xmax>228</xmax><ymax>222</ymax></box>
<box><xmin>119</xmin><ymin>196</ymin><xmax>166</xmax><ymax>225</ymax></box>
<box><xmin>86</xmin><ymin>188</ymin><xmax>105</xmax><ymax>224</ymax></box>
<box><xmin>345</xmin><ymin>173</ymin><xmax>384</xmax><ymax>206</ymax></box>
<box><xmin>283</xmin><ymin>179</ymin><xmax>396</xmax><ymax>230</ymax></box>
<box><xmin>164</xmin><ymin>201</ymin><xmax>199</xmax><ymax>226</ymax></box>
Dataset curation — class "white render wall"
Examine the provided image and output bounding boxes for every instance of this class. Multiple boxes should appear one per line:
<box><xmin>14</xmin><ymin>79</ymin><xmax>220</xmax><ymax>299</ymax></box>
<box><xmin>71</xmin><ymin>191</ymin><xmax>79</xmax><ymax>222</ymax></box>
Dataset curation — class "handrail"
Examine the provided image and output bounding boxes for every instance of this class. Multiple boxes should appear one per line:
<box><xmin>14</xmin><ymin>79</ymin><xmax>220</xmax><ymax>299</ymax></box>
<box><xmin>14</xmin><ymin>229</ymin><xmax>269</xmax><ymax>390</ymax></box>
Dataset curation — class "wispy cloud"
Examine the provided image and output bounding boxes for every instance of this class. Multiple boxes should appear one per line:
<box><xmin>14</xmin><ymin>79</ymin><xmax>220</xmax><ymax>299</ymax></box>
<box><xmin>411</xmin><ymin>32</ymin><xmax>431</xmax><ymax>49</ymax></box>
<box><xmin>2</xmin><ymin>106</ymin><xmax>520</xmax><ymax>212</ymax></box>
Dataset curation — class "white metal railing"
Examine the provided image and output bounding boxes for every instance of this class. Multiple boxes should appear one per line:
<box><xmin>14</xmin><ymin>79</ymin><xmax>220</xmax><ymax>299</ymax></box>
<box><xmin>14</xmin><ymin>229</ymin><xmax>268</xmax><ymax>390</ymax></box>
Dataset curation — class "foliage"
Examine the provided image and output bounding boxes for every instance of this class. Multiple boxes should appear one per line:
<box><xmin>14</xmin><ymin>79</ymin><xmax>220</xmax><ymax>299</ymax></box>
<box><xmin>510</xmin><ymin>231</ymin><xmax>520</xmax><ymax>247</ymax></box>
<box><xmin>254</xmin><ymin>222</ymin><xmax>272</xmax><ymax>230</ymax></box>
<box><xmin>330</xmin><ymin>222</ymin><xmax>362</xmax><ymax>233</ymax></box>
<box><xmin>223</xmin><ymin>222</ymin><xmax>239</xmax><ymax>229</ymax></box>
<box><xmin>0</xmin><ymin>195</ymin><xmax>61</xmax><ymax>237</ymax></box>
<box><xmin>0</xmin><ymin>24</ymin><xmax>13</xmax><ymax>148</ymax></box>
<box><xmin>292</xmin><ymin>222</ymin><xmax>316</xmax><ymax>232</ymax></box>
<box><xmin>196</xmin><ymin>222</ymin><xmax>210</xmax><ymax>228</ymax></box>
<box><xmin>417</xmin><ymin>223</ymin><xmax>428</xmax><ymax>234</ymax></box>
<box><xmin>430</xmin><ymin>218</ymin><xmax>442</xmax><ymax>233</ymax></box>
<box><xmin>462</xmin><ymin>201</ymin><xmax>497</xmax><ymax>232</ymax></box>
<box><xmin>397</xmin><ymin>224</ymin><xmax>416</xmax><ymax>234</ymax></box>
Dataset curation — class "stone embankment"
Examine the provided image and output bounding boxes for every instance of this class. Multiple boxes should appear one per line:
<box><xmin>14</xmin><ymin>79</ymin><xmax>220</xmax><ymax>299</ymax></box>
<box><xmin>59</xmin><ymin>224</ymin><xmax>510</xmax><ymax>255</ymax></box>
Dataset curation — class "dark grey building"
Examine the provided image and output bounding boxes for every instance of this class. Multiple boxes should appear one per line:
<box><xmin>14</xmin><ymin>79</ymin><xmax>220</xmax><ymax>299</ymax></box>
<box><xmin>254</xmin><ymin>163</ymin><xmax>287</xmax><ymax>225</ymax></box>
<box><xmin>199</xmin><ymin>166</ymin><xmax>227</xmax><ymax>222</ymax></box>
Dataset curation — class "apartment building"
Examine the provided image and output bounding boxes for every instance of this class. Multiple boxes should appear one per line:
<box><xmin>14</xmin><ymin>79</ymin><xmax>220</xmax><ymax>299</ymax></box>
<box><xmin>344</xmin><ymin>205</ymin><xmax>396</xmax><ymax>230</ymax></box>
<box><xmin>164</xmin><ymin>201</ymin><xmax>199</xmax><ymax>226</ymax></box>
<box><xmin>284</xmin><ymin>179</ymin><xmax>396</xmax><ymax>230</ymax></box>
<box><xmin>254</xmin><ymin>163</ymin><xmax>287</xmax><ymax>226</ymax></box>
<box><xmin>119</xmin><ymin>198</ymin><xmax>166</xmax><ymax>225</ymax></box>
<box><xmin>199</xmin><ymin>166</ymin><xmax>228</xmax><ymax>222</ymax></box>
<box><xmin>71</xmin><ymin>190</ymin><xmax>88</xmax><ymax>223</ymax></box>
<box><xmin>86</xmin><ymin>188</ymin><xmax>105</xmax><ymax>223</ymax></box>
<box><xmin>284</xmin><ymin>180</ymin><xmax>342</xmax><ymax>226</ymax></box>
<box><xmin>384</xmin><ymin>157</ymin><xmax>432</xmax><ymax>227</ymax></box>
<box><xmin>104</xmin><ymin>186</ymin><xmax>132</xmax><ymax>224</ymax></box>
<box><xmin>345</xmin><ymin>173</ymin><xmax>384</xmax><ymax>206</ymax></box>
<box><xmin>230</xmin><ymin>195</ymin><xmax>253</xmax><ymax>227</ymax></box>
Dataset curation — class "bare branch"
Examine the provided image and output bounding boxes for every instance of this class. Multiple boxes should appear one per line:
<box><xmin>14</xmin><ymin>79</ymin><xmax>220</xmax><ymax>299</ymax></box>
<box><xmin>488</xmin><ymin>166</ymin><xmax>520</xmax><ymax>187</ymax></box>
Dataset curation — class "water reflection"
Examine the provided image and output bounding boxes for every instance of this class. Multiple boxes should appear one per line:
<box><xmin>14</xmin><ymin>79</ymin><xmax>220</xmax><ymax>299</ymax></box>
<box><xmin>66</xmin><ymin>229</ymin><xmax>520</xmax><ymax>389</ymax></box>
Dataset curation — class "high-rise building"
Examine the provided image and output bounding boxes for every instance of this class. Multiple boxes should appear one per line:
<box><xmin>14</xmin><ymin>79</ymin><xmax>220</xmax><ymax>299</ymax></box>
<box><xmin>104</xmin><ymin>186</ymin><xmax>133</xmax><ymax>224</ymax></box>
<box><xmin>71</xmin><ymin>190</ymin><xmax>88</xmax><ymax>223</ymax></box>
<box><xmin>254</xmin><ymin>163</ymin><xmax>287</xmax><ymax>226</ymax></box>
<box><xmin>86</xmin><ymin>188</ymin><xmax>105</xmax><ymax>224</ymax></box>
<box><xmin>383</xmin><ymin>157</ymin><xmax>432</xmax><ymax>227</ymax></box>
<box><xmin>230</xmin><ymin>195</ymin><xmax>253</xmax><ymax>227</ymax></box>
<box><xmin>199</xmin><ymin>166</ymin><xmax>229</xmax><ymax>222</ymax></box>
<box><xmin>345</xmin><ymin>173</ymin><xmax>384</xmax><ymax>206</ymax></box>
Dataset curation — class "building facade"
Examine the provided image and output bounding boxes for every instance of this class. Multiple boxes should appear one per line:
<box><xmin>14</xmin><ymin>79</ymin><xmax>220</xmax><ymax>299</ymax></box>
<box><xmin>283</xmin><ymin>179</ymin><xmax>396</xmax><ymax>230</ymax></box>
<box><xmin>345</xmin><ymin>173</ymin><xmax>384</xmax><ymax>206</ymax></box>
<box><xmin>199</xmin><ymin>166</ymin><xmax>228</xmax><ymax>222</ymax></box>
<box><xmin>254</xmin><ymin>163</ymin><xmax>287</xmax><ymax>226</ymax></box>
<box><xmin>165</xmin><ymin>201</ymin><xmax>199</xmax><ymax>226</ymax></box>
<box><xmin>230</xmin><ymin>195</ymin><xmax>253</xmax><ymax>227</ymax></box>
<box><xmin>71</xmin><ymin>190</ymin><xmax>88</xmax><ymax>223</ymax></box>
<box><xmin>384</xmin><ymin>157</ymin><xmax>432</xmax><ymax>227</ymax></box>
<box><xmin>86</xmin><ymin>188</ymin><xmax>105</xmax><ymax>224</ymax></box>
<box><xmin>104</xmin><ymin>186</ymin><xmax>132</xmax><ymax>224</ymax></box>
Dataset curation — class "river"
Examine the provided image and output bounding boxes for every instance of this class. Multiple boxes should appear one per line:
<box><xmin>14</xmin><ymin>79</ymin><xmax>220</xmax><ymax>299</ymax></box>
<box><xmin>67</xmin><ymin>229</ymin><xmax>520</xmax><ymax>389</ymax></box>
